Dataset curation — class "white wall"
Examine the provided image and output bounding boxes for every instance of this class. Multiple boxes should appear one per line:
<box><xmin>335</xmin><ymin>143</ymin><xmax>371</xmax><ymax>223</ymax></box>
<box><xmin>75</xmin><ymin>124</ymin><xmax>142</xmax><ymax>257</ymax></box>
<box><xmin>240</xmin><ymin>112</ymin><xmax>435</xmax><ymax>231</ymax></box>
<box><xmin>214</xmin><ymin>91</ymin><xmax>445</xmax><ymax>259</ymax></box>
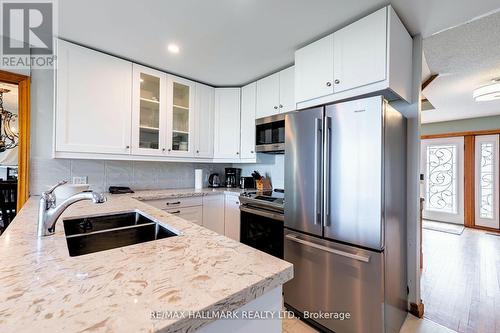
<box><xmin>237</xmin><ymin>154</ymin><xmax>284</xmax><ymax>189</ymax></box>
<box><xmin>29</xmin><ymin>68</ymin><xmax>229</xmax><ymax>194</ymax></box>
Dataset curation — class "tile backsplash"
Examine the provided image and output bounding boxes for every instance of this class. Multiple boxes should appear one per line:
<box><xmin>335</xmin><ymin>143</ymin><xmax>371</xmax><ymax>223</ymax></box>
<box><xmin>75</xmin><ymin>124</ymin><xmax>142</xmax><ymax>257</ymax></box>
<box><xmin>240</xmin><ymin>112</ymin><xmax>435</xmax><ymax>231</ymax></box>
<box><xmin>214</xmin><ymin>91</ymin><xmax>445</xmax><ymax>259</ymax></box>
<box><xmin>30</xmin><ymin>157</ymin><xmax>229</xmax><ymax>195</ymax></box>
<box><xmin>237</xmin><ymin>154</ymin><xmax>285</xmax><ymax>189</ymax></box>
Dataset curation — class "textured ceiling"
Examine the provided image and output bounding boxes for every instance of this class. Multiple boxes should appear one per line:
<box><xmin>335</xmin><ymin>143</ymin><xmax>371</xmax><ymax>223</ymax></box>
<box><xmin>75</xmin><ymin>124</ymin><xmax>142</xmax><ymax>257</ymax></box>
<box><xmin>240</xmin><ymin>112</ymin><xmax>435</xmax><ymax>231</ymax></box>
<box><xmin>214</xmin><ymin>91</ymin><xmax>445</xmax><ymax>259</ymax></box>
<box><xmin>422</xmin><ymin>10</ymin><xmax>500</xmax><ymax>123</ymax></box>
<box><xmin>58</xmin><ymin>0</ymin><xmax>500</xmax><ymax>86</ymax></box>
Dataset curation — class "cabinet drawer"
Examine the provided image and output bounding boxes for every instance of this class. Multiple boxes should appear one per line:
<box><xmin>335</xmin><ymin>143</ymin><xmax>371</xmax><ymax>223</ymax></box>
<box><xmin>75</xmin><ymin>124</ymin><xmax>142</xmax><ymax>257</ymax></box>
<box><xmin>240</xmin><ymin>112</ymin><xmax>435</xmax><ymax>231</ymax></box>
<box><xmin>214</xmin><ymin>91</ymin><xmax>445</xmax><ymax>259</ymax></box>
<box><xmin>165</xmin><ymin>206</ymin><xmax>203</xmax><ymax>225</ymax></box>
<box><xmin>144</xmin><ymin>196</ymin><xmax>203</xmax><ymax>209</ymax></box>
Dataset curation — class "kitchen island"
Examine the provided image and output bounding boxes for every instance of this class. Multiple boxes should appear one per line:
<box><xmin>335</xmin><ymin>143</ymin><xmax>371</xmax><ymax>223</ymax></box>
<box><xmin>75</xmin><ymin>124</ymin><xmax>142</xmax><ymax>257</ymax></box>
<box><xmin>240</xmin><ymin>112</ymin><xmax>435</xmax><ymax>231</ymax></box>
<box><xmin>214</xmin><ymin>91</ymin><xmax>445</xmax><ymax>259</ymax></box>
<box><xmin>0</xmin><ymin>190</ymin><xmax>293</xmax><ymax>332</ymax></box>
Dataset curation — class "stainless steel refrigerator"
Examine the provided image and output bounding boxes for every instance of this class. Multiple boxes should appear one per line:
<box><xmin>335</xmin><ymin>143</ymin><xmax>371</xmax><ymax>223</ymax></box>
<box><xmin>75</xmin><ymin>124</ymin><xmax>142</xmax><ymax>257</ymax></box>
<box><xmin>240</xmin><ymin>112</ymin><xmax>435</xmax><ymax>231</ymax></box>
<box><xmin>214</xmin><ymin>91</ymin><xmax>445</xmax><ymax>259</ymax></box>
<box><xmin>284</xmin><ymin>96</ymin><xmax>407</xmax><ymax>333</ymax></box>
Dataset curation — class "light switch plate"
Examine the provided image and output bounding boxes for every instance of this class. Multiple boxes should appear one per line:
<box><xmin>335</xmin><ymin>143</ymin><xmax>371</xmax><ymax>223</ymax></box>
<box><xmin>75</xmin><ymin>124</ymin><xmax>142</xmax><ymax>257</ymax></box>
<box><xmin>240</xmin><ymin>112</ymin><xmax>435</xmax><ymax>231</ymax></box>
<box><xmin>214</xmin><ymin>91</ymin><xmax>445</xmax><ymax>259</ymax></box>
<box><xmin>72</xmin><ymin>176</ymin><xmax>88</xmax><ymax>184</ymax></box>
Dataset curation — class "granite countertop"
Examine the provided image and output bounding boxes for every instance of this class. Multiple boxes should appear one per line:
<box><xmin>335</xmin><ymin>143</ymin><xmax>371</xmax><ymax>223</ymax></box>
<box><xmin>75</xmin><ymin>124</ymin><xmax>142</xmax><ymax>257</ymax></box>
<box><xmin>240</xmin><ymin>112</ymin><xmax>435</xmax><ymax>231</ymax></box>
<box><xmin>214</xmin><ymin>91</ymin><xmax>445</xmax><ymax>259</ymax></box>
<box><xmin>130</xmin><ymin>187</ymin><xmax>246</xmax><ymax>201</ymax></box>
<box><xmin>0</xmin><ymin>188</ymin><xmax>292</xmax><ymax>332</ymax></box>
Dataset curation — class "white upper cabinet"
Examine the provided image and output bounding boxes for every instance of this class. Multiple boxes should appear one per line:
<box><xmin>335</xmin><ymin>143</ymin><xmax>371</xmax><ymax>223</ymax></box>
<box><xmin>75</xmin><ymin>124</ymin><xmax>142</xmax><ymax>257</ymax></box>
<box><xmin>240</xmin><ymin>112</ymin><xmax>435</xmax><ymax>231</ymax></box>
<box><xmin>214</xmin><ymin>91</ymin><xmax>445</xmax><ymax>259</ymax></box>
<box><xmin>166</xmin><ymin>75</ymin><xmax>196</xmax><ymax>157</ymax></box>
<box><xmin>294</xmin><ymin>34</ymin><xmax>334</xmax><ymax>103</ymax></box>
<box><xmin>279</xmin><ymin>66</ymin><xmax>295</xmax><ymax>112</ymax></box>
<box><xmin>333</xmin><ymin>7</ymin><xmax>387</xmax><ymax>93</ymax></box>
<box><xmin>256</xmin><ymin>66</ymin><xmax>296</xmax><ymax>119</ymax></box>
<box><xmin>194</xmin><ymin>83</ymin><xmax>215</xmax><ymax>158</ymax></box>
<box><xmin>295</xmin><ymin>6</ymin><xmax>412</xmax><ymax>107</ymax></box>
<box><xmin>240</xmin><ymin>82</ymin><xmax>257</xmax><ymax>160</ymax></box>
<box><xmin>256</xmin><ymin>72</ymin><xmax>280</xmax><ymax>118</ymax></box>
<box><xmin>55</xmin><ymin>39</ymin><xmax>132</xmax><ymax>155</ymax></box>
<box><xmin>214</xmin><ymin>88</ymin><xmax>241</xmax><ymax>159</ymax></box>
<box><xmin>131</xmin><ymin>64</ymin><xmax>167</xmax><ymax>156</ymax></box>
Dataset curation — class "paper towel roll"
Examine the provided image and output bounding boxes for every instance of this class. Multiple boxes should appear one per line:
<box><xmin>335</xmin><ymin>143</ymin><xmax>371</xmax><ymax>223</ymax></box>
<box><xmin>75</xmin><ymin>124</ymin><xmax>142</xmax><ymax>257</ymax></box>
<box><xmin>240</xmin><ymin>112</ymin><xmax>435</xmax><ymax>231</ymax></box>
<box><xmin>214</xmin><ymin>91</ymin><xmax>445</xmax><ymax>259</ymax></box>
<box><xmin>195</xmin><ymin>169</ymin><xmax>203</xmax><ymax>189</ymax></box>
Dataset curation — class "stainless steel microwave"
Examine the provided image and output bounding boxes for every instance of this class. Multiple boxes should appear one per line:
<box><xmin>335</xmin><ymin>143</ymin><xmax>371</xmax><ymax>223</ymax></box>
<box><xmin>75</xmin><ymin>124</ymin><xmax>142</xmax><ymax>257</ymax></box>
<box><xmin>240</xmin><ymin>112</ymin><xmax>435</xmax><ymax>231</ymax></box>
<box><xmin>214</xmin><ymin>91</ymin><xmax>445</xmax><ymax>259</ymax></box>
<box><xmin>255</xmin><ymin>114</ymin><xmax>285</xmax><ymax>153</ymax></box>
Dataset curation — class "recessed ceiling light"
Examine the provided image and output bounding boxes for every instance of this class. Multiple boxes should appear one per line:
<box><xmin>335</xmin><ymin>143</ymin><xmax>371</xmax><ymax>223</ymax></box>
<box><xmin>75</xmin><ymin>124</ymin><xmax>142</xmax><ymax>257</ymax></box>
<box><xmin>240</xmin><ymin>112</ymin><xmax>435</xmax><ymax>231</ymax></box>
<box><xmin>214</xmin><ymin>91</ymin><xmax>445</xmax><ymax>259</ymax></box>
<box><xmin>167</xmin><ymin>43</ymin><xmax>180</xmax><ymax>54</ymax></box>
<box><xmin>473</xmin><ymin>79</ymin><xmax>500</xmax><ymax>102</ymax></box>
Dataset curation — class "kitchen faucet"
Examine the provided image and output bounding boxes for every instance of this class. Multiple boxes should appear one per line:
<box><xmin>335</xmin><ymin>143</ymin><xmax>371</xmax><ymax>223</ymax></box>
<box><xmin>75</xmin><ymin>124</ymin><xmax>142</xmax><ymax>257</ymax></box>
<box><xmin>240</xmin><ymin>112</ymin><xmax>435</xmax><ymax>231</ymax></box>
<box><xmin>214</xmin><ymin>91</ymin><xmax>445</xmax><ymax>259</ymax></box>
<box><xmin>37</xmin><ymin>180</ymin><xmax>107</xmax><ymax>236</ymax></box>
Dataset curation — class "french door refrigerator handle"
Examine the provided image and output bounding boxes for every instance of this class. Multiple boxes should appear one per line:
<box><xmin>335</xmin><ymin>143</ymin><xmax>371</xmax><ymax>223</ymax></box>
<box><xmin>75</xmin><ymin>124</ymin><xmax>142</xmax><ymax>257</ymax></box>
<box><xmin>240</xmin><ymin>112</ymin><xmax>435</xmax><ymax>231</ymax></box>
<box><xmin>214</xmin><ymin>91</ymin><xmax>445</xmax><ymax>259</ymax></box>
<box><xmin>285</xmin><ymin>234</ymin><xmax>370</xmax><ymax>263</ymax></box>
<box><xmin>323</xmin><ymin>116</ymin><xmax>332</xmax><ymax>226</ymax></box>
<box><xmin>314</xmin><ymin>118</ymin><xmax>323</xmax><ymax>225</ymax></box>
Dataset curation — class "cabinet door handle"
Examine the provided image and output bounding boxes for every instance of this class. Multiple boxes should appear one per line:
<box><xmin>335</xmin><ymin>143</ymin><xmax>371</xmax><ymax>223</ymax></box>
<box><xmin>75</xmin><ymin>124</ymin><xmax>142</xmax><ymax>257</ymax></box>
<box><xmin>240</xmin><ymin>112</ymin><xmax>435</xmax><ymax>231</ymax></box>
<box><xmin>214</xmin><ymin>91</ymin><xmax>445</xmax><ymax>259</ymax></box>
<box><xmin>334</xmin><ymin>79</ymin><xmax>340</xmax><ymax>84</ymax></box>
<box><xmin>274</xmin><ymin>106</ymin><xmax>278</xmax><ymax>109</ymax></box>
<box><xmin>326</xmin><ymin>82</ymin><xmax>332</xmax><ymax>87</ymax></box>
<box><xmin>169</xmin><ymin>210</ymin><xmax>181</xmax><ymax>214</ymax></box>
<box><xmin>166</xmin><ymin>201</ymin><xmax>181</xmax><ymax>205</ymax></box>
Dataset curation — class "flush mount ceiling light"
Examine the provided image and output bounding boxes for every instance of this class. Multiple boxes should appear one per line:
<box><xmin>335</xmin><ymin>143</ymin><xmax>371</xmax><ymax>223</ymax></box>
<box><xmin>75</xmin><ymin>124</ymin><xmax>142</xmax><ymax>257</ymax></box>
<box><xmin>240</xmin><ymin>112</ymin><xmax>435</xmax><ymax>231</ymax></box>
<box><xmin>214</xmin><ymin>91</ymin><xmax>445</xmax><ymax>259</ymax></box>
<box><xmin>167</xmin><ymin>43</ymin><xmax>180</xmax><ymax>54</ymax></box>
<box><xmin>473</xmin><ymin>79</ymin><xmax>500</xmax><ymax>102</ymax></box>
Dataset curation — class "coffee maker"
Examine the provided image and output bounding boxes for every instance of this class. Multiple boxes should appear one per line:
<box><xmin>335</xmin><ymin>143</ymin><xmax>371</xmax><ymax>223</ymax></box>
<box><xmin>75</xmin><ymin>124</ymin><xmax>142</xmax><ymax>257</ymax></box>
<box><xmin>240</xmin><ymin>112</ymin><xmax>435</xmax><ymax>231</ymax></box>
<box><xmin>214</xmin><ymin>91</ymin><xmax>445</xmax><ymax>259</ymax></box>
<box><xmin>224</xmin><ymin>168</ymin><xmax>241</xmax><ymax>188</ymax></box>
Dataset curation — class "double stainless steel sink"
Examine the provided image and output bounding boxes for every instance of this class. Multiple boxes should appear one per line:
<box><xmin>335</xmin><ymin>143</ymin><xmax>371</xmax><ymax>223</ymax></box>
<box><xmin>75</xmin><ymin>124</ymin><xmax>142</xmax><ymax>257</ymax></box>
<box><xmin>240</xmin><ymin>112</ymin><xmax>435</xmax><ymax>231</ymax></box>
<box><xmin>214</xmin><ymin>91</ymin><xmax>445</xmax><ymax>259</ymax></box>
<box><xmin>63</xmin><ymin>211</ymin><xmax>178</xmax><ymax>257</ymax></box>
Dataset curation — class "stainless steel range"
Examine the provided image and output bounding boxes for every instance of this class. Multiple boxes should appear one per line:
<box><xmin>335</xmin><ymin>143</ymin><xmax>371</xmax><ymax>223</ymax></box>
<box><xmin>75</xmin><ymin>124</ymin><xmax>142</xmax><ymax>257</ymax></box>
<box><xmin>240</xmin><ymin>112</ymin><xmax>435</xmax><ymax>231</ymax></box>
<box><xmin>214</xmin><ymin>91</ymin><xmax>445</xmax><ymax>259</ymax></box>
<box><xmin>239</xmin><ymin>189</ymin><xmax>284</xmax><ymax>258</ymax></box>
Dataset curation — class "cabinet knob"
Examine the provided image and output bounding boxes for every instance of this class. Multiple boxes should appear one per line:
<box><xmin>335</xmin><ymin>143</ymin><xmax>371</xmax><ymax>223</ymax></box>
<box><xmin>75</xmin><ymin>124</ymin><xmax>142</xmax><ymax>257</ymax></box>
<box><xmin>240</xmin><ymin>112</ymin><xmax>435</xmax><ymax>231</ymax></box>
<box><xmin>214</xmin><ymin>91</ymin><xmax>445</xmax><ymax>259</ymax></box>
<box><xmin>196</xmin><ymin>150</ymin><xmax>199</xmax><ymax>153</ymax></box>
<box><xmin>125</xmin><ymin>145</ymin><xmax>130</xmax><ymax>149</ymax></box>
<box><xmin>236</xmin><ymin>152</ymin><xmax>239</xmax><ymax>155</ymax></box>
<box><xmin>326</xmin><ymin>82</ymin><xmax>332</xmax><ymax>87</ymax></box>
<box><xmin>162</xmin><ymin>148</ymin><xmax>166</xmax><ymax>152</ymax></box>
<box><xmin>279</xmin><ymin>104</ymin><xmax>283</xmax><ymax>108</ymax></box>
<box><xmin>334</xmin><ymin>79</ymin><xmax>340</xmax><ymax>84</ymax></box>
<box><xmin>250</xmin><ymin>150</ymin><xmax>254</xmax><ymax>154</ymax></box>
<box><xmin>168</xmin><ymin>148</ymin><xmax>171</xmax><ymax>152</ymax></box>
<box><xmin>274</xmin><ymin>106</ymin><xmax>278</xmax><ymax>109</ymax></box>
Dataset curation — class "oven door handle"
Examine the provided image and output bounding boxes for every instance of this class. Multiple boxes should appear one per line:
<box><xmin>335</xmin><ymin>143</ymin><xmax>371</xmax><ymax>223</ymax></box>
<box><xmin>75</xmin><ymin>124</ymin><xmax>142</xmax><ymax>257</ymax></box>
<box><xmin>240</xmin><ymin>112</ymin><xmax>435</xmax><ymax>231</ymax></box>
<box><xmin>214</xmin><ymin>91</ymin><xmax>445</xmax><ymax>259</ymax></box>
<box><xmin>285</xmin><ymin>234</ymin><xmax>370</xmax><ymax>263</ymax></box>
<box><xmin>240</xmin><ymin>205</ymin><xmax>284</xmax><ymax>221</ymax></box>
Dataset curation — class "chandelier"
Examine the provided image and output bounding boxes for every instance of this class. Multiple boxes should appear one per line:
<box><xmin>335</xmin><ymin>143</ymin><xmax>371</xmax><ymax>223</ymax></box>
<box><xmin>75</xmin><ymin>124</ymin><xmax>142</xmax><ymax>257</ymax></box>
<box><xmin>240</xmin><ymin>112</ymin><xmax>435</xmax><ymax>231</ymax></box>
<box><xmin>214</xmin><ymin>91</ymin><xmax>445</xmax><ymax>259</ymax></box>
<box><xmin>0</xmin><ymin>88</ymin><xmax>19</xmax><ymax>152</ymax></box>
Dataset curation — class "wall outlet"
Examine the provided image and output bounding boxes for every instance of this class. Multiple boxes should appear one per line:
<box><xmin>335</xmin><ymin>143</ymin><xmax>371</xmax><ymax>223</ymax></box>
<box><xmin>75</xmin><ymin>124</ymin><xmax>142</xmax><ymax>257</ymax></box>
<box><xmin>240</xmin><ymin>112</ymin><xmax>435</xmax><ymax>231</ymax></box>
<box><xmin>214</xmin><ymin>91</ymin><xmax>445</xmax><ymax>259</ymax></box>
<box><xmin>72</xmin><ymin>176</ymin><xmax>88</xmax><ymax>184</ymax></box>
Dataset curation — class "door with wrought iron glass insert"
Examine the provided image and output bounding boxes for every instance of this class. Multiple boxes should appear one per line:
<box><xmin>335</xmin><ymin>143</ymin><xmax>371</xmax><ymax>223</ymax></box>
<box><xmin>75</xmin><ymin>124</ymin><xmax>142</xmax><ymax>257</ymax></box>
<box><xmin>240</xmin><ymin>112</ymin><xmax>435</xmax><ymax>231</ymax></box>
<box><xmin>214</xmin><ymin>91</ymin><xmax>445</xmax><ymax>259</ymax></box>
<box><xmin>421</xmin><ymin>137</ymin><xmax>464</xmax><ymax>224</ymax></box>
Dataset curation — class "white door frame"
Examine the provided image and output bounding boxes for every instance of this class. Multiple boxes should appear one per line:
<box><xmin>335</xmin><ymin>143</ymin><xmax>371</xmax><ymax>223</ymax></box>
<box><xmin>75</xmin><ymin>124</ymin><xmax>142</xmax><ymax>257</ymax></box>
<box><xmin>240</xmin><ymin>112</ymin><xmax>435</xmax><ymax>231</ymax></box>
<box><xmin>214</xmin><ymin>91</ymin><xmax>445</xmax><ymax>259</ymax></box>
<box><xmin>421</xmin><ymin>137</ymin><xmax>464</xmax><ymax>224</ymax></box>
<box><xmin>475</xmin><ymin>135</ymin><xmax>500</xmax><ymax>229</ymax></box>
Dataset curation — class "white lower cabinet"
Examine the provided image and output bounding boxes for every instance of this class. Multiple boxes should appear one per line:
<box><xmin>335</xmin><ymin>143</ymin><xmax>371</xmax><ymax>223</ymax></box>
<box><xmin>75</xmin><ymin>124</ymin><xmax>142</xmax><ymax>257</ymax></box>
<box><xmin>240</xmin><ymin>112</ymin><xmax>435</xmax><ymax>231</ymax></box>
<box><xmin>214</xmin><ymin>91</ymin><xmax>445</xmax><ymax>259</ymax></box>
<box><xmin>202</xmin><ymin>194</ymin><xmax>225</xmax><ymax>234</ymax></box>
<box><xmin>224</xmin><ymin>194</ymin><xmax>241</xmax><ymax>241</ymax></box>
<box><xmin>166</xmin><ymin>206</ymin><xmax>203</xmax><ymax>225</ymax></box>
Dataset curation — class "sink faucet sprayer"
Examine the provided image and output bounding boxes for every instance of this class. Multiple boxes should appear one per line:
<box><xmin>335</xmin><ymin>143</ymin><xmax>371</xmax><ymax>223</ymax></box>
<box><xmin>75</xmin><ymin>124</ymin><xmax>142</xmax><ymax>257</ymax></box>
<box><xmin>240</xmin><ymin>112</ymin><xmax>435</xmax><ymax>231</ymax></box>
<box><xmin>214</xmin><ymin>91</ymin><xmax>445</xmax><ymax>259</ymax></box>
<box><xmin>37</xmin><ymin>180</ymin><xmax>107</xmax><ymax>236</ymax></box>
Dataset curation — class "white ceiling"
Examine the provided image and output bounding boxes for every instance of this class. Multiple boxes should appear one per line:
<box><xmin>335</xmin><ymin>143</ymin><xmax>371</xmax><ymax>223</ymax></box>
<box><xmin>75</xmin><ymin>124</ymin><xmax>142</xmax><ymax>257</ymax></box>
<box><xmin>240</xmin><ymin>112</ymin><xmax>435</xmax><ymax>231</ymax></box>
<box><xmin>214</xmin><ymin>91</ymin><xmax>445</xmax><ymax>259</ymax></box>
<box><xmin>58</xmin><ymin>0</ymin><xmax>500</xmax><ymax>86</ymax></box>
<box><xmin>422</xmin><ymin>9</ymin><xmax>500</xmax><ymax>123</ymax></box>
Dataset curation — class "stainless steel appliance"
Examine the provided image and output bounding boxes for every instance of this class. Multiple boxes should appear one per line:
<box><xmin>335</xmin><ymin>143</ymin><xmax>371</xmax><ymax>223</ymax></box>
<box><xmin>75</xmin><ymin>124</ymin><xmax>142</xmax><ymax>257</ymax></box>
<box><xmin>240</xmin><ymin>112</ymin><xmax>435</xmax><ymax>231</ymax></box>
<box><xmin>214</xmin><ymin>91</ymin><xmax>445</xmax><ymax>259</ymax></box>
<box><xmin>208</xmin><ymin>173</ymin><xmax>221</xmax><ymax>188</ymax></box>
<box><xmin>284</xmin><ymin>96</ymin><xmax>407</xmax><ymax>333</ymax></box>
<box><xmin>239</xmin><ymin>176</ymin><xmax>255</xmax><ymax>189</ymax></box>
<box><xmin>255</xmin><ymin>114</ymin><xmax>285</xmax><ymax>153</ymax></box>
<box><xmin>239</xmin><ymin>189</ymin><xmax>284</xmax><ymax>258</ymax></box>
<box><xmin>224</xmin><ymin>168</ymin><xmax>241</xmax><ymax>188</ymax></box>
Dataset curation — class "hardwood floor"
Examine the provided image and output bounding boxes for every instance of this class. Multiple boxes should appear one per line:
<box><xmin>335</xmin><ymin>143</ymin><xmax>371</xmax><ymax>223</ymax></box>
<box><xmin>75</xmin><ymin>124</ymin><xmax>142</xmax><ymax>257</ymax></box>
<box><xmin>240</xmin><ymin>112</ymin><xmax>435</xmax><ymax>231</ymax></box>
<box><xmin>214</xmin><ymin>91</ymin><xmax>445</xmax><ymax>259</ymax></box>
<box><xmin>421</xmin><ymin>227</ymin><xmax>500</xmax><ymax>333</ymax></box>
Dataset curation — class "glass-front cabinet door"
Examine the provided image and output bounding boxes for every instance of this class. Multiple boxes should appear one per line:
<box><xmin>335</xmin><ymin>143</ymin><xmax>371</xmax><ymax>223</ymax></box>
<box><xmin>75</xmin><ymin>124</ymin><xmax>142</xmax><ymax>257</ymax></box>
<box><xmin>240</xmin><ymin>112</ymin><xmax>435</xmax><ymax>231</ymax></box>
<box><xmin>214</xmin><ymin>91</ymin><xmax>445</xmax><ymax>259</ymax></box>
<box><xmin>167</xmin><ymin>75</ymin><xmax>195</xmax><ymax>156</ymax></box>
<box><xmin>131</xmin><ymin>65</ymin><xmax>167</xmax><ymax>156</ymax></box>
